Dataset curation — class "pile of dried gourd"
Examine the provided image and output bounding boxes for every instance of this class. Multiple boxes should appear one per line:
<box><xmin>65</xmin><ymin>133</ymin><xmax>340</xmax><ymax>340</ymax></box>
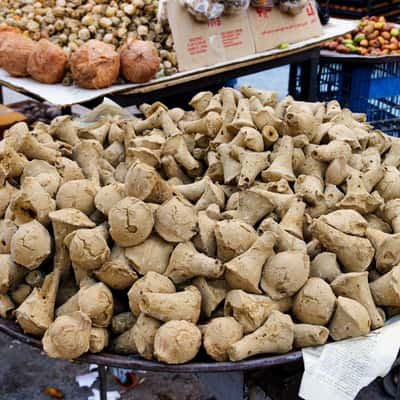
<box><xmin>0</xmin><ymin>86</ymin><xmax>399</xmax><ymax>364</ymax></box>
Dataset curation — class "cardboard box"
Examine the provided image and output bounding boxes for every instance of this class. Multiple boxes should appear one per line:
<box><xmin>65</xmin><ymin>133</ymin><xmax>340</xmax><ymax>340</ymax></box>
<box><xmin>248</xmin><ymin>0</ymin><xmax>323</xmax><ymax>52</ymax></box>
<box><xmin>167</xmin><ymin>0</ymin><xmax>255</xmax><ymax>71</ymax></box>
<box><xmin>167</xmin><ymin>0</ymin><xmax>322</xmax><ymax>70</ymax></box>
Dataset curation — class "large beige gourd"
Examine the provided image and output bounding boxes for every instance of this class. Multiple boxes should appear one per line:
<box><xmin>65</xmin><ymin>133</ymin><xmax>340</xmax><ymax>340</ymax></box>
<box><xmin>1</xmin><ymin>85</ymin><xmax>399</xmax><ymax>366</ymax></box>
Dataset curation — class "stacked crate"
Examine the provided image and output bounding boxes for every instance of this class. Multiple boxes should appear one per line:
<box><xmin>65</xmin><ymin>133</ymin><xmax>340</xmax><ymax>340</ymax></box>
<box><xmin>319</xmin><ymin>0</ymin><xmax>400</xmax><ymax>22</ymax></box>
<box><xmin>318</xmin><ymin>59</ymin><xmax>400</xmax><ymax>136</ymax></box>
<box><xmin>289</xmin><ymin>57</ymin><xmax>400</xmax><ymax>137</ymax></box>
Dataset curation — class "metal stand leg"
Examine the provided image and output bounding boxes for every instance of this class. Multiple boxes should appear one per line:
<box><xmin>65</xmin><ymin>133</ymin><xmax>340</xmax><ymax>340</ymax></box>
<box><xmin>288</xmin><ymin>64</ymin><xmax>299</xmax><ymax>99</ymax></box>
<box><xmin>61</xmin><ymin>105</ymin><xmax>72</xmax><ymax>115</ymax></box>
<box><xmin>0</xmin><ymin>86</ymin><xmax>3</xmax><ymax>104</ymax></box>
<box><xmin>197</xmin><ymin>372</ymin><xmax>244</xmax><ymax>400</ymax></box>
<box><xmin>98</xmin><ymin>365</ymin><xmax>108</xmax><ymax>400</ymax></box>
<box><xmin>297</xmin><ymin>49</ymin><xmax>320</xmax><ymax>101</ymax></box>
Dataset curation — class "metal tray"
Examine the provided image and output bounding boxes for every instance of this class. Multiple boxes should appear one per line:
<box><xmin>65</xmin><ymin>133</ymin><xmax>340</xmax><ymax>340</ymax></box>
<box><xmin>0</xmin><ymin>318</ymin><xmax>302</xmax><ymax>372</ymax></box>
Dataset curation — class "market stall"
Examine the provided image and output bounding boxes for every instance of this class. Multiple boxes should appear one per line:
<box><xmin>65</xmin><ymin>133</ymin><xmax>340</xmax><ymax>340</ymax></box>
<box><xmin>1</xmin><ymin>1</ymin><xmax>400</xmax><ymax>400</ymax></box>
<box><xmin>0</xmin><ymin>0</ymin><xmax>356</xmax><ymax>108</ymax></box>
<box><xmin>0</xmin><ymin>17</ymin><xmax>355</xmax><ymax>107</ymax></box>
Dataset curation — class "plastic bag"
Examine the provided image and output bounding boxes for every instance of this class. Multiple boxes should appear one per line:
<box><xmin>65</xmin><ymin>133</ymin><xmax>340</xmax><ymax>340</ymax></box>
<box><xmin>223</xmin><ymin>0</ymin><xmax>250</xmax><ymax>15</ymax></box>
<box><xmin>274</xmin><ymin>0</ymin><xmax>308</xmax><ymax>15</ymax></box>
<box><xmin>183</xmin><ymin>0</ymin><xmax>224</xmax><ymax>22</ymax></box>
<box><xmin>182</xmin><ymin>0</ymin><xmax>250</xmax><ymax>22</ymax></box>
<box><xmin>157</xmin><ymin>0</ymin><xmax>169</xmax><ymax>23</ymax></box>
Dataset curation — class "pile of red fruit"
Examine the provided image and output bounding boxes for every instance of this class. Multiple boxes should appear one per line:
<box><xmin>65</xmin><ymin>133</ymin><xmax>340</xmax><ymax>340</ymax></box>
<box><xmin>323</xmin><ymin>16</ymin><xmax>400</xmax><ymax>56</ymax></box>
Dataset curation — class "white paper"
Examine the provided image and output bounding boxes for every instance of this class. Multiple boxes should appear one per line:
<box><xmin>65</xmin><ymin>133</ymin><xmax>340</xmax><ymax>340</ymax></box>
<box><xmin>0</xmin><ymin>18</ymin><xmax>356</xmax><ymax>107</ymax></box>
<box><xmin>75</xmin><ymin>371</ymin><xmax>99</xmax><ymax>388</ymax></box>
<box><xmin>88</xmin><ymin>389</ymin><xmax>120</xmax><ymax>400</ymax></box>
<box><xmin>300</xmin><ymin>317</ymin><xmax>400</xmax><ymax>400</ymax></box>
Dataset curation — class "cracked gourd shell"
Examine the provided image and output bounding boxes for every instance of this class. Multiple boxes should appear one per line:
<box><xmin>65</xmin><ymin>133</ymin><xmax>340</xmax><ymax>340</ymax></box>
<box><xmin>109</xmin><ymin>197</ymin><xmax>154</xmax><ymax>247</ymax></box>
<box><xmin>67</xmin><ymin>228</ymin><xmax>110</xmax><ymax>271</ymax></box>
<box><xmin>10</xmin><ymin>220</ymin><xmax>51</xmax><ymax>270</ymax></box>
<box><xmin>155</xmin><ymin>197</ymin><xmax>197</xmax><ymax>243</ymax></box>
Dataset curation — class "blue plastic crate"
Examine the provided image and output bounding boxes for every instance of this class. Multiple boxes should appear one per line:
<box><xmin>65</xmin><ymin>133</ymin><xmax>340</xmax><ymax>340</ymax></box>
<box><xmin>317</xmin><ymin>60</ymin><xmax>400</xmax><ymax>136</ymax></box>
<box><xmin>295</xmin><ymin>59</ymin><xmax>399</xmax><ymax>137</ymax></box>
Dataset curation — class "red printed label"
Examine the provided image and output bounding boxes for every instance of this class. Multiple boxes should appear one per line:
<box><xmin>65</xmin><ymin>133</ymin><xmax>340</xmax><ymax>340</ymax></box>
<box><xmin>261</xmin><ymin>20</ymin><xmax>310</xmax><ymax>35</ymax></box>
<box><xmin>220</xmin><ymin>28</ymin><xmax>243</xmax><ymax>47</ymax></box>
<box><xmin>306</xmin><ymin>1</ymin><xmax>315</xmax><ymax>16</ymax></box>
<box><xmin>208</xmin><ymin>17</ymin><xmax>222</xmax><ymax>27</ymax></box>
<box><xmin>187</xmin><ymin>36</ymin><xmax>208</xmax><ymax>55</ymax></box>
<box><xmin>255</xmin><ymin>7</ymin><xmax>273</xmax><ymax>18</ymax></box>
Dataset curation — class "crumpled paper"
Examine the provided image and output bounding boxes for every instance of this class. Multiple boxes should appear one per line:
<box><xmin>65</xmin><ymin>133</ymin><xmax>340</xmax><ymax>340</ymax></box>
<box><xmin>75</xmin><ymin>368</ymin><xmax>121</xmax><ymax>400</ymax></box>
<box><xmin>300</xmin><ymin>316</ymin><xmax>400</xmax><ymax>400</ymax></box>
<box><xmin>88</xmin><ymin>389</ymin><xmax>120</xmax><ymax>400</ymax></box>
<box><xmin>75</xmin><ymin>372</ymin><xmax>99</xmax><ymax>388</ymax></box>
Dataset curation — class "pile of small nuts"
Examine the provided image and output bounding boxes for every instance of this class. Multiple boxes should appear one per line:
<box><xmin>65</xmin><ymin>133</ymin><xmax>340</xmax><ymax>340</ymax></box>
<box><xmin>0</xmin><ymin>0</ymin><xmax>178</xmax><ymax>78</ymax></box>
<box><xmin>322</xmin><ymin>16</ymin><xmax>400</xmax><ymax>56</ymax></box>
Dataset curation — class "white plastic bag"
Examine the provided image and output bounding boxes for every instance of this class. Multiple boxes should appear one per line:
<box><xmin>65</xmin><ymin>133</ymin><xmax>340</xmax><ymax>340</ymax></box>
<box><xmin>182</xmin><ymin>0</ymin><xmax>250</xmax><ymax>22</ymax></box>
<box><xmin>223</xmin><ymin>0</ymin><xmax>250</xmax><ymax>15</ymax></box>
<box><xmin>183</xmin><ymin>0</ymin><xmax>225</xmax><ymax>22</ymax></box>
<box><xmin>157</xmin><ymin>0</ymin><xmax>169</xmax><ymax>23</ymax></box>
<box><xmin>274</xmin><ymin>0</ymin><xmax>308</xmax><ymax>15</ymax></box>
